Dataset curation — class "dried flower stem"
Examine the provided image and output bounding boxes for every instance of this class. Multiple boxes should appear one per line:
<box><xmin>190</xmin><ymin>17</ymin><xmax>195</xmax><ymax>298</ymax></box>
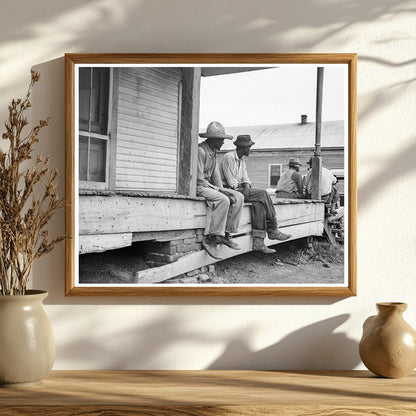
<box><xmin>0</xmin><ymin>71</ymin><xmax>65</xmax><ymax>295</ymax></box>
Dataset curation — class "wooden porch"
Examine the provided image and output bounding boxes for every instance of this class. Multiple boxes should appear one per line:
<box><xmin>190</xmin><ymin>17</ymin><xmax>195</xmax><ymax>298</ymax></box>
<box><xmin>79</xmin><ymin>193</ymin><xmax>325</xmax><ymax>283</ymax></box>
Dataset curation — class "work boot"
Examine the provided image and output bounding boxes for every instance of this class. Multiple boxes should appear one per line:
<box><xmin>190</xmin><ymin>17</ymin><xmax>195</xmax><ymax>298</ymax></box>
<box><xmin>268</xmin><ymin>228</ymin><xmax>291</xmax><ymax>241</ymax></box>
<box><xmin>202</xmin><ymin>235</ymin><xmax>224</xmax><ymax>260</ymax></box>
<box><xmin>253</xmin><ymin>237</ymin><xmax>276</xmax><ymax>254</ymax></box>
<box><xmin>259</xmin><ymin>245</ymin><xmax>276</xmax><ymax>254</ymax></box>
<box><xmin>216</xmin><ymin>233</ymin><xmax>241</xmax><ymax>250</ymax></box>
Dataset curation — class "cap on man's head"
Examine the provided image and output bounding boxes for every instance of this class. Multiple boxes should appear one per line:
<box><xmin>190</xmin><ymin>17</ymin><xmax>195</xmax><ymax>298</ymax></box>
<box><xmin>288</xmin><ymin>157</ymin><xmax>301</xmax><ymax>166</ymax></box>
<box><xmin>234</xmin><ymin>135</ymin><xmax>255</xmax><ymax>147</ymax></box>
<box><xmin>307</xmin><ymin>157</ymin><xmax>313</xmax><ymax>166</ymax></box>
<box><xmin>199</xmin><ymin>121</ymin><xmax>233</xmax><ymax>140</ymax></box>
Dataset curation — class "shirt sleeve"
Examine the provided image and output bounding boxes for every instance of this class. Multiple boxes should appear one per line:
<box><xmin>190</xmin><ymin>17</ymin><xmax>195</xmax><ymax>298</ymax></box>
<box><xmin>220</xmin><ymin>153</ymin><xmax>239</xmax><ymax>189</ymax></box>
<box><xmin>291</xmin><ymin>171</ymin><xmax>304</xmax><ymax>195</ymax></box>
<box><xmin>197</xmin><ymin>146</ymin><xmax>212</xmax><ymax>188</ymax></box>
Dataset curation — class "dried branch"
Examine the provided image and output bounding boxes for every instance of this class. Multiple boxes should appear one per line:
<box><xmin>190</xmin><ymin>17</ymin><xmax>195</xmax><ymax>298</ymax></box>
<box><xmin>0</xmin><ymin>71</ymin><xmax>66</xmax><ymax>295</ymax></box>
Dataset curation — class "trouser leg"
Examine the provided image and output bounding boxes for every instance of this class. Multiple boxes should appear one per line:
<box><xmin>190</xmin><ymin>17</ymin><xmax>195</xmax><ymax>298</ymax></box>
<box><xmin>240</xmin><ymin>187</ymin><xmax>291</xmax><ymax>241</ymax></box>
<box><xmin>241</xmin><ymin>188</ymin><xmax>276</xmax><ymax>231</ymax></box>
<box><xmin>196</xmin><ymin>186</ymin><xmax>230</xmax><ymax>236</ymax></box>
<box><xmin>225</xmin><ymin>189</ymin><xmax>244</xmax><ymax>233</ymax></box>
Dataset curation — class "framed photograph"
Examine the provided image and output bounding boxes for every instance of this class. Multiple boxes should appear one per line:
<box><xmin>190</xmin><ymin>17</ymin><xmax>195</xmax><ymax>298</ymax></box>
<box><xmin>65</xmin><ymin>53</ymin><xmax>356</xmax><ymax>296</ymax></box>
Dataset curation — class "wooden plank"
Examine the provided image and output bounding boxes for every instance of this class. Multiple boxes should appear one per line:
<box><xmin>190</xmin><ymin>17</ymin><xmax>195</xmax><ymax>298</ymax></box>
<box><xmin>79</xmin><ymin>195</ymin><xmax>207</xmax><ymax>235</ymax></box>
<box><xmin>136</xmin><ymin>234</ymin><xmax>253</xmax><ymax>283</ymax></box>
<box><xmin>117</xmin><ymin>140</ymin><xmax>177</xmax><ymax>155</ymax></box>
<box><xmin>118</xmin><ymin>81</ymin><xmax>179</xmax><ymax>104</ymax></box>
<box><xmin>118</xmin><ymin>118</ymin><xmax>177</xmax><ymax>136</ymax></box>
<box><xmin>324</xmin><ymin>219</ymin><xmax>338</xmax><ymax>246</ymax></box>
<box><xmin>1</xmin><ymin>369</ymin><xmax>416</xmax><ymax>414</ymax></box>
<box><xmin>115</xmin><ymin>175</ymin><xmax>177</xmax><ymax>186</ymax></box>
<box><xmin>117</xmin><ymin>133</ymin><xmax>177</xmax><ymax>149</ymax></box>
<box><xmin>79</xmin><ymin>233</ymin><xmax>132</xmax><ymax>254</ymax></box>
<box><xmin>118</xmin><ymin>102</ymin><xmax>178</xmax><ymax>122</ymax></box>
<box><xmin>275</xmin><ymin>202</ymin><xmax>324</xmax><ymax>227</ymax></box>
<box><xmin>122</xmin><ymin>66</ymin><xmax>182</xmax><ymax>82</ymax></box>
<box><xmin>118</xmin><ymin>85</ymin><xmax>178</xmax><ymax>108</ymax></box>
<box><xmin>115</xmin><ymin>180</ymin><xmax>177</xmax><ymax>190</ymax></box>
<box><xmin>118</xmin><ymin>110</ymin><xmax>178</xmax><ymax>129</ymax></box>
<box><xmin>116</xmin><ymin>150</ymin><xmax>177</xmax><ymax>164</ymax></box>
<box><xmin>132</xmin><ymin>229</ymin><xmax>202</xmax><ymax>242</ymax></box>
<box><xmin>119</xmin><ymin>76</ymin><xmax>179</xmax><ymax>102</ymax></box>
<box><xmin>150</xmin><ymin>66</ymin><xmax>182</xmax><ymax>80</ymax></box>
<box><xmin>118</xmin><ymin>123</ymin><xmax>176</xmax><ymax>139</ymax></box>
<box><xmin>115</xmin><ymin>165</ymin><xmax>177</xmax><ymax>178</ymax></box>
<box><xmin>118</xmin><ymin>67</ymin><xmax>181</xmax><ymax>88</ymax></box>
<box><xmin>119</xmin><ymin>71</ymin><xmax>179</xmax><ymax>95</ymax></box>
<box><xmin>119</xmin><ymin>93</ymin><xmax>178</xmax><ymax>116</ymax></box>
<box><xmin>136</xmin><ymin>222</ymin><xmax>323</xmax><ymax>283</ymax></box>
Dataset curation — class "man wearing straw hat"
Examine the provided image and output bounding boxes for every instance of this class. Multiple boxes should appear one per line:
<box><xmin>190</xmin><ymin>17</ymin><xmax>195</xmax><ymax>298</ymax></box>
<box><xmin>275</xmin><ymin>158</ymin><xmax>304</xmax><ymax>199</ymax></box>
<box><xmin>197</xmin><ymin>121</ymin><xmax>244</xmax><ymax>260</ymax></box>
<box><xmin>220</xmin><ymin>135</ymin><xmax>291</xmax><ymax>254</ymax></box>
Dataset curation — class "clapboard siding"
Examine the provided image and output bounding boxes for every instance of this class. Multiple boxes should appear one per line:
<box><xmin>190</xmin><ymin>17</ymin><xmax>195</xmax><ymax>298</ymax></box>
<box><xmin>115</xmin><ymin>67</ymin><xmax>181</xmax><ymax>191</ymax></box>
<box><xmin>118</xmin><ymin>115</ymin><xmax>177</xmax><ymax>133</ymax></box>
<box><xmin>117</xmin><ymin>154</ymin><xmax>177</xmax><ymax>167</ymax></box>
<box><xmin>123</xmin><ymin>66</ymin><xmax>182</xmax><ymax>82</ymax></box>
<box><xmin>118</xmin><ymin>94</ymin><xmax>178</xmax><ymax>115</ymax></box>
<box><xmin>118</xmin><ymin>73</ymin><xmax>179</xmax><ymax>98</ymax></box>
<box><xmin>118</xmin><ymin>106</ymin><xmax>178</xmax><ymax>125</ymax></box>
<box><xmin>117</xmin><ymin>139</ymin><xmax>176</xmax><ymax>154</ymax></box>
<box><xmin>118</xmin><ymin>86</ymin><xmax>178</xmax><ymax>108</ymax></box>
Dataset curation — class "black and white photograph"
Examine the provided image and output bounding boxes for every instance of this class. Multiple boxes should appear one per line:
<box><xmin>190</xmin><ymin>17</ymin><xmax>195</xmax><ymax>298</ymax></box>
<box><xmin>65</xmin><ymin>54</ymin><xmax>356</xmax><ymax>296</ymax></box>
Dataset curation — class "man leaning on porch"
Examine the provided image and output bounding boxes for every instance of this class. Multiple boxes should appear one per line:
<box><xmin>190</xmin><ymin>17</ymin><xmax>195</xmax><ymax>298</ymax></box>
<box><xmin>197</xmin><ymin>121</ymin><xmax>244</xmax><ymax>260</ymax></box>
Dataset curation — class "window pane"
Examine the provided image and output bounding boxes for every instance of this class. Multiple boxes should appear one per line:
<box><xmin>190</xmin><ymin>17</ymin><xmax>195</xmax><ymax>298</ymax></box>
<box><xmin>270</xmin><ymin>165</ymin><xmax>281</xmax><ymax>186</ymax></box>
<box><xmin>88</xmin><ymin>138</ymin><xmax>107</xmax><ymax>182</ymax></box>
<box><xmin>79</xmin><ymin>135</ymin><xmax>88</xmax><ymax>181</ymax></box>
<box><xmin>91</xmin><ymin>68</ymin><xmax>109</xmax><ymax>135</ymax></box>
<box><xmin>79</xmin><ymin>68</ymin><xmax>91</xmax><ymax>132</ymax></box>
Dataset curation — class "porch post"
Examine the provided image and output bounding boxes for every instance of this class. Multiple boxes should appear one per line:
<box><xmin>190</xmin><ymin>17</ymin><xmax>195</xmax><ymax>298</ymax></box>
<box><xmin>311</xmin><ymin>67</ymin><xmax>324</xmax><ymax>200</ymax></box>
<box><xmin>178</xmin><ymin>67</ymin><xmax>201</xmax><ymax>197</ymax></box>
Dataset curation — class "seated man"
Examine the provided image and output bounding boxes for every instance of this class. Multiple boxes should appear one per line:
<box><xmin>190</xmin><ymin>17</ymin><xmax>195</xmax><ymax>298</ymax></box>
<box><xmin>197</xmin><ymin>121</ymin><xmax>245</xmax><ymax>260</ymax></box>
<box><xmin>275</xmin><ymin>158</ymin><xmax>304</xmax><ymax>199</ymax></box>
<box><xmin>303</xmin><ymin>157</ymin><xmax>339</xmax><ymax>214</ymax></box>
<box><xmin>219</xmin><ymin>135</ymin><xmax>291</xmax><ymax>254</ymax></box>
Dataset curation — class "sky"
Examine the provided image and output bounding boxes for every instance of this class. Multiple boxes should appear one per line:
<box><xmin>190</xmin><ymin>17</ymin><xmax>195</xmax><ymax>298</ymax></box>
<box><xmin>199</xmin><ymin>64</ymin><xmax>347</xmax><ymax>129</ymax></box>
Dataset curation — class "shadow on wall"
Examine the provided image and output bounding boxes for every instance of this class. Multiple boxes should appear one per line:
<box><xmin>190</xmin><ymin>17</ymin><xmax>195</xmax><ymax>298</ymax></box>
<box><xmin>0</xmin><ymin>0</ymin><xmax>414</xmax><ymax>97</ymax></box>
<box><xmin>208</xmin><ymin>314</ymin><xmax>360</xmax><ymax>370</ymax></box>
<box><xmin>53</xmin><ymin>308</ymin><xmax>359</xmax><ymax>370</ymax></box>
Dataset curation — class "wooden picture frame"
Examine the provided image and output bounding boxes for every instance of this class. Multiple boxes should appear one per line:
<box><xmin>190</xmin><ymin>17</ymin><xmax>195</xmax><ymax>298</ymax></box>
<box><xmin>65</xmin><ymin>53</ymin><xmax>357</xmax><ymax>297</ymax></box>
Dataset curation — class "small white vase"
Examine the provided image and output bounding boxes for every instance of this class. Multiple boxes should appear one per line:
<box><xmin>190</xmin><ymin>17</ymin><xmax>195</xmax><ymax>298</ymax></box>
<box><xmin>0</xmin><ymin>290</ymin><xmax>55</xmax><ymax>387</ymax></box>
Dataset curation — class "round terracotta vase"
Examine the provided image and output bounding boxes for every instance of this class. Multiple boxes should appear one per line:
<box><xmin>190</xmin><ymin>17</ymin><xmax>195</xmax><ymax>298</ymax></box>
<box><xmin>359</xmin><ymin>302</ymin><xmax>416</xmax><ymax>378</ymax></box>
<box><xmin>0</xmin><ymin>290</ymin><xmax>55</xmax><ymax>387</ymax></box>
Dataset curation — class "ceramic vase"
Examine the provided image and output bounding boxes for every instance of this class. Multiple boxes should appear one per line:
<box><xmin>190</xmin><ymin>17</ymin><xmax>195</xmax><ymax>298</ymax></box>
<box><xmin>0</xmin><ymin>290</ymin><xmax>55</xmax><ymax>387</ymax></box>
<box><xmin>359</xmin><ymin>302</ymin><xmax>416</xmax><ymax>378</ymax></box>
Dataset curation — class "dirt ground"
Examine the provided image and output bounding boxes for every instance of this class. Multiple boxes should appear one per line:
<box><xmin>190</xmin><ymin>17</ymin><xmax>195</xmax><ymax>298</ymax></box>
<box><xmin>79</xmin><ymin>238</ymin><xmax>344</xmax><ymax>285</ymax></box>
<box><xmin>212</xmin><ymin>239</ymin><xmax>344</xmax><ymax>284</ymax></box>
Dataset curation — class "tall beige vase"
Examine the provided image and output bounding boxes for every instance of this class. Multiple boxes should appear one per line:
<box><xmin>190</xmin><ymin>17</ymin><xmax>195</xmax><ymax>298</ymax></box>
<box><xmin>0</xmin><ymin>290</ymin><xmax>55</xmax><ymax>387</ymax></box>
<box><xmin>359</xmin><ymin>302</ymin><xmax>416</xmax><ymax>378</ymax></box>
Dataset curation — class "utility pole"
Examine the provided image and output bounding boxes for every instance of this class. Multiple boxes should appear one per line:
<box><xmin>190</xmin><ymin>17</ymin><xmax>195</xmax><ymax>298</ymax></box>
<box><xmin>310</xmin><ymin>67</ymin><xmax>324</xmax><ymax>200</ymax></box>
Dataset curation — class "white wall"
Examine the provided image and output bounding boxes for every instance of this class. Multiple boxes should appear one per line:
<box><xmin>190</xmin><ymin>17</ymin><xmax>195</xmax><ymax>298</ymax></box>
<box><xmin>1</xmin><ymin>0</ymin><xmax>415</xmax><ymax>370</ymax></box>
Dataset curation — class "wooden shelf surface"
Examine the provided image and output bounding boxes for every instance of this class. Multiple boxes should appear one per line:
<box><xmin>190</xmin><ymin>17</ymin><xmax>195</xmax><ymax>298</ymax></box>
<box><xmin>1</xmin><ymin>370</ymin><xmax>415</xmax><ymax>415</ymax></box>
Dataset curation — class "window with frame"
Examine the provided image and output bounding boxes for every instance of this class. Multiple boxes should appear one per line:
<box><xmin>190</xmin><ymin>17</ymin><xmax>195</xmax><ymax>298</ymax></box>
<box><xmin>79</xmin><ymin>67</ymin><xmax>110</xmax><ymax>189</ymax></box>
<box><xmin>269</xmin><ymin>164</ymin><xmax>282</xmax><ymax>187</ymax></box>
